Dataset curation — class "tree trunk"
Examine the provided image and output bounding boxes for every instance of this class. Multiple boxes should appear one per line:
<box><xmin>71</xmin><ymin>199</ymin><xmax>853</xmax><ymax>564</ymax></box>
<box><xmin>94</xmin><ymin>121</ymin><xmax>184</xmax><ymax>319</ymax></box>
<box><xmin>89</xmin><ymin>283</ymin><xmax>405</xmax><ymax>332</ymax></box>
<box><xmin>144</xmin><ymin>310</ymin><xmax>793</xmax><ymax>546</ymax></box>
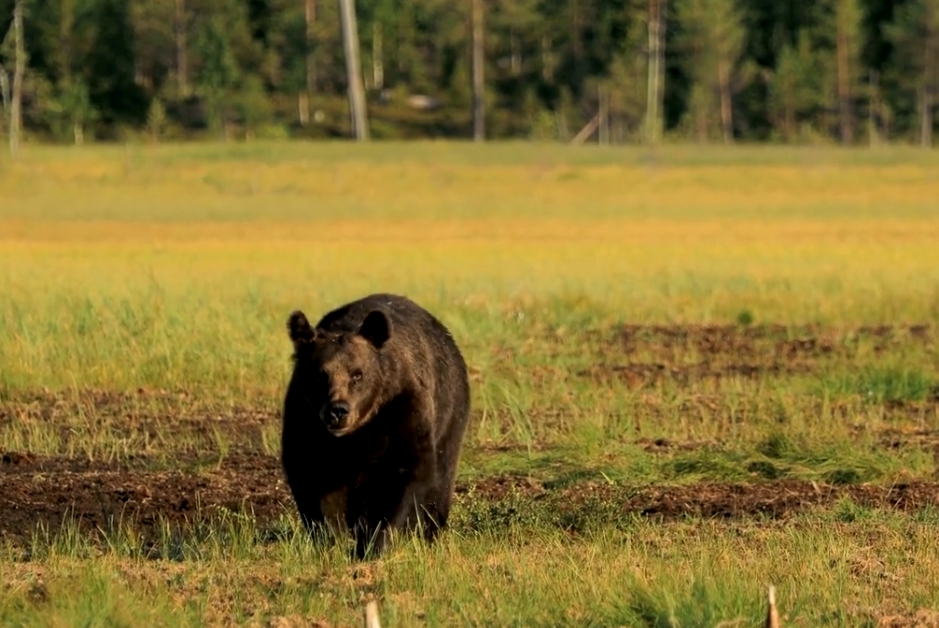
<box><xmin>836</xmin><ymin>22</ymin><xmax>853</xmax><ymax>144</ymax></box>
<box><xmin>783</xmin><ymin>100</ymin><xmax>795</xmax><ymax>142</ymax></box>
<box><xmin>541</xmin><ymin>34</ymin><xmax>553</xmax><ymax>82</ymax></box>
<box><xmin>0</xmin><ymin>66</ymin><xmax>9</xmax><ymax>118</ymax></box>
<box><xmin>305</xmin><ymin>0</ymin><xmax>317</xmax><ymax>109</ymax></box>
<box><xmin>568</xmin><ymin>0</ymin><xmax>582</xmax><ymax>69</ymax></box>
<box><xmin>11</xmin><ymin>0</ymin><xmax>24</xmax><ymax>160</ymax></box>
<box><xmin>338</xmin><ymin>0</ymin><xmax>369</xmax><ymax>140</ymax></box>
<box><xmin>472</xmin><ymin>0</ymin><xmax>485</xmax><ymax>142</ymax></box>
<box><xmin>868</xmin><ymin>69</ymin><xmax>879</xmax><ymax>147</ymax></box>
<box><xmin>373</xmin><ymin>22</ymin><xmax>383</xmax><ymax>90</ymax></box>
<box><xmin>718</xmin><ymin>59</ymin><xmax>733</xmax><ymax>143</ymax></box>
<box><xmin>921</xmin><ymin>85</ymin><xmax>934</xmax><ymax>149</ymax></box>
<box><xmin>299</xmin><ymin>92</ymin><xmax>309</xmax><ymax>125</ymax></box>
<box><xmin>645</xmin><ymin>0</ymin><xmax>665</xmax><ymax>145</ymax></box>
<box><xmin>696</xmin><ymin>99</ymin><xmax>707</xmax><ymax>143</ymax></box>
<box><xmin>175</xmin><ymin>0</ymin><xmax>189</xmax><ymax>96</ymax></box>
<box><xmin>921</xmin><ymin>41</ymin><xmax>936</xmax><ymax>148</ymax></box>
<box><xmin>59</xmin><ymin>0</ymin><xmax>73</xmax><ymax>84</ymax></box>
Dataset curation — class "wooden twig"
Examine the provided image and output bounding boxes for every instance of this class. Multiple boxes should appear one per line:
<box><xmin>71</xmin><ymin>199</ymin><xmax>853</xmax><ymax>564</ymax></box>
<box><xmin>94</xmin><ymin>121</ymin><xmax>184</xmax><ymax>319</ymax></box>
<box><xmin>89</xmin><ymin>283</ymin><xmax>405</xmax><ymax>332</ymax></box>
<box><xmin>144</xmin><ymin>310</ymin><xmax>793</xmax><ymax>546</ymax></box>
<box><xmin>570</xmin><ymin>112</ymin><xmax>600</xmax><ymax>145</ymax></box>
<box><xmin>764</xmin><ymin>585</ymin><xmax>780</xmax><ymax>628</ymax></box>
<box><xmin>363</xmin><ymin>600</ymin><xmax>382</xmax><ymax>628</ymax></box>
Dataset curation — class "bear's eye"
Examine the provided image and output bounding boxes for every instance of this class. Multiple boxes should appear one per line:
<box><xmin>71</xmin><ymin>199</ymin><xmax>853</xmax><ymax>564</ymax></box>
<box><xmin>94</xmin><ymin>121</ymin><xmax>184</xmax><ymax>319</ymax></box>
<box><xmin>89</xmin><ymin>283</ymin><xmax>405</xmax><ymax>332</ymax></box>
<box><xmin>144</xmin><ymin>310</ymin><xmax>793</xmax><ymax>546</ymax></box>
<box><xmin>351</xmin><ymin>370</ymin><xmax>363</xmax><ymax>382</ymax></box>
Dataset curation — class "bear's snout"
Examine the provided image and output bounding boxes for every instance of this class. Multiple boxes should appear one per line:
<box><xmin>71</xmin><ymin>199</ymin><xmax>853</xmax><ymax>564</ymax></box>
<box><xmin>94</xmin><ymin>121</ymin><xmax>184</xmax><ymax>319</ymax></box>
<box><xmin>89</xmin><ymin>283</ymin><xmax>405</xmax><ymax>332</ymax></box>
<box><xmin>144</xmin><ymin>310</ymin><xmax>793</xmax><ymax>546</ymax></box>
<box><xmin>321</xmin><ymin>402</ymin><xmax>350</xmax><ymax>430</ymax></box>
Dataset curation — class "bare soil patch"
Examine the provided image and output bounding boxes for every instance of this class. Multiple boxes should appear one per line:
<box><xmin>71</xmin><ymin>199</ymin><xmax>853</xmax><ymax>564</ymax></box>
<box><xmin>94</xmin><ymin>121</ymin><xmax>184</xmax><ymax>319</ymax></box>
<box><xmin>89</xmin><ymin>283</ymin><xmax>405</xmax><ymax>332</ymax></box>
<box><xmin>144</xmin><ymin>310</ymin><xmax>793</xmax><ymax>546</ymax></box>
<box><xmin>580</xmin><ymin>323</ymin><xmax>934</xmax><ymax>385</ymax></box>
<box><xmin>877</xmin><ymin>610</ymin><xmax>939</xmax><ymax>628</ymax></box>
<box><xmin>4</xmin><ymin>451</ymin><xmax>936</xmax><ymax>547</ymax></box>
<box><xmin>617</xmin><ymin>323</ymin><xmax>931</xmax><ymax>359</ymax></box>
<box><xmin>460</xmin><ymin>474</ymin><xmax>939</xmax><ymax>519</ymax></box>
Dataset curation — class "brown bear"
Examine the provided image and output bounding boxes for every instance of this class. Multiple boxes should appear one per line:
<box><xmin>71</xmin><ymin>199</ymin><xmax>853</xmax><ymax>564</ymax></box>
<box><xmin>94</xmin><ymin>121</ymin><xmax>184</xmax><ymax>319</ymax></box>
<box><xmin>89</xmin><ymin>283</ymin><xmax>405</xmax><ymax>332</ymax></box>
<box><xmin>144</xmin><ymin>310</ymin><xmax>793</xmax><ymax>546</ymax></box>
<box><xmin>281</xmin><ymin>293</ymin><xmax>471</xmax><ymax>558</ymax></box>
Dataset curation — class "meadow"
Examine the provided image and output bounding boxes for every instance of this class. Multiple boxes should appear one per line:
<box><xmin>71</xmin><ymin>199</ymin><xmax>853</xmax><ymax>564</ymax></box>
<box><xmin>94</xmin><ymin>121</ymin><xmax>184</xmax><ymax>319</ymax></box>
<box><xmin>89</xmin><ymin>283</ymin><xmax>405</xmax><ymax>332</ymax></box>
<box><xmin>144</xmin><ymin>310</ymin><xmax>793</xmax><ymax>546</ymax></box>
<box><xmin>1</xmin><ymin>141</ymin><xmax>939</xmax><ymax>627</ymax></box>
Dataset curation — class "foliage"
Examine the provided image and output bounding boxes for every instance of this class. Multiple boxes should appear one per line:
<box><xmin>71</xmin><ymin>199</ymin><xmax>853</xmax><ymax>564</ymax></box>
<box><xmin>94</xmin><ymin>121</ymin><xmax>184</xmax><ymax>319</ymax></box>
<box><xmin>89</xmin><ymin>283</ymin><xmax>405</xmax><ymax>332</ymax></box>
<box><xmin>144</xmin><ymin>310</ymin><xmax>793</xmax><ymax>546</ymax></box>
<box><xmin>0</xmin><ymin>0</ymin><xmax>937</xmax><ymax>143</ymax></box>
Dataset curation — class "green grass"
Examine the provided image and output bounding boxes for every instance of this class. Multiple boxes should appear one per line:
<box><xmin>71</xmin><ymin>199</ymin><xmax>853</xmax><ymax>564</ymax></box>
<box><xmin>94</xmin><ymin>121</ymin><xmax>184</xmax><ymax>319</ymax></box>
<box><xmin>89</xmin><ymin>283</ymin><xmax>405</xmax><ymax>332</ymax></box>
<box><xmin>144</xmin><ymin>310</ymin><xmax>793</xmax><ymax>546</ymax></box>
<box><xmin>820</xmin><ymin>365</ymin><xmax>938</xmax><ymax>404</ymax></box>
<box><xmin>2</xmin><ymin>141</ymin><xmax>939</xmax><ymax>625</ymax></box>
<box><xmin>3</xmin><ymin>507</ymin><xmax>939</xmax><ymax>627</ymax></box>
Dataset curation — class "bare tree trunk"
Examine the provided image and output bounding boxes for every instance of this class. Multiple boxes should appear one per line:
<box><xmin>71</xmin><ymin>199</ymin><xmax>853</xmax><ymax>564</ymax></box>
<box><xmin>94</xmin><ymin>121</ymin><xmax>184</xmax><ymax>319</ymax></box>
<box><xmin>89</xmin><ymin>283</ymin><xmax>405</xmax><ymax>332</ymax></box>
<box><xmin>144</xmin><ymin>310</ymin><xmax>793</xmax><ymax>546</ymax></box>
<box><xmin>11</xmin><ymin>0</ymin><xmax>24</xmax><ymax>160</ymax></box>
<box><xmin>59</xmin><ymin>0</ymin><xmax>73</xmax><ymax>83</ymax></box>
<box><xmin>298</xmin><ymin>92</ymin><xmax>309</xmax><ymax>125</ymax></box>
<box><xmin>175</xmin><ymin>0</ymin><xmax>189</xmax><ymax>96</ymax></box>
<box><xmin>783</xmin><ymin>101</ymin><xmax>795</xmax><ymax>142</ymax></box>
<box><xmin>836</xmin><ymin>24</ymin><xmax>853</xmax><ymax>144</ymax></box>
<box><xmin>868</xmin><ymin>69</ymin><xmax>880</xmax><ymax>147</ymax></box>
<box><xmin>0</xmin><ymin>66</ymin><xmax>9</xmax><ymax>118</ymax></box>
<box><xmin>338</xmin><ymin>0</ymin><xmax>369</xmax><ymax>140</ymax></box>
<box><xmin>568</xmin><ymin>0</ymin><xmax>582</xmax><ymax>68</ymax></box>
<box><xmin>472</xmin><ymin>0</ymin><xmax>485</xmax><ymax>141</ymax></box>
<box><xmin>696</xmin><ymin>102</ymin><xmax>707</xmax><ymax>143</ymax></box>
<box><xmin>541</xmin><ymin>34</ymin><xmax>553</xmax><ymax>82</ymax></box>
<box><xmin>921</xmin><ymin>85</ymin><xmax>934</xmax><ymax>149</ymax></box>
<box><xmin>373</xmin><ymin>22</ymin><xmax>383</xmax><ymax>90</ymax></box>
<box><xmin>718</xmin><ymin>59</ymin><xmax>733</xmax><ymax>143</ymax></box>
<box><xmin>921</xmin><ymin>42</ymin><xmax>936</xmax><ymax>148</ymax></box>
<box><xmin>598</xmin><ymin>85</ymin><xmax>609</xmax><ymax>145</ymax></box>
<box><xmin>645</xmin><ymin>0</ymin><xmax>665</xmax><ymax>145</ymax></box>
<box><xmin>304</xmin><ymin>0</ymin><xmax>317</xmax><ymax>125</ymax></box>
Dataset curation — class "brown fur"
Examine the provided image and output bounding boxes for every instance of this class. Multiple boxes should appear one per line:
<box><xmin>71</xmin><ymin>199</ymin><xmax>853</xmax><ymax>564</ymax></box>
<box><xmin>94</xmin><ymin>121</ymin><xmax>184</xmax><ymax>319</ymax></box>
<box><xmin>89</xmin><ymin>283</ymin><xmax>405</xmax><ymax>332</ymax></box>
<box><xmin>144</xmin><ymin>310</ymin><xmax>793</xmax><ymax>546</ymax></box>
<box><xmin>281</xmin><ymin>293</ymin><xmax>471</xmax><ymax>558</ymax></box>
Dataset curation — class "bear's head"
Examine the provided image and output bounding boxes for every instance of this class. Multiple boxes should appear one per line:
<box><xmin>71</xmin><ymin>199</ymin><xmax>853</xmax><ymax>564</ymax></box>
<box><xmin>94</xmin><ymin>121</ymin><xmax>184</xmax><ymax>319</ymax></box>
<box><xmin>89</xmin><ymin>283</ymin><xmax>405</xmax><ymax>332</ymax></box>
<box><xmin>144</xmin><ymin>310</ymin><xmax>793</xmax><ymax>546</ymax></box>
<box><xmin>286</xmin><ymin>308</ymin><xmax>391</xmax><ymax>436</ymax></box>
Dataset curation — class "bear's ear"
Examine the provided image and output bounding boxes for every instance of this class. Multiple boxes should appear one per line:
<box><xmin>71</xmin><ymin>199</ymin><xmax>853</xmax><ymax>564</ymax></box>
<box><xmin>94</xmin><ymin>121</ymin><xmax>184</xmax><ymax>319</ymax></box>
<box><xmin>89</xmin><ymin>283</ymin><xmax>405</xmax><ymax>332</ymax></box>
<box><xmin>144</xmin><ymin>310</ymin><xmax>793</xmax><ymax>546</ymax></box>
<box><xmin>359</xmin><ymin>310</ymin><xmax>391</xmax><ymax>348</ymax></box>
<box><xmin>287</xmin><ymin>310</ymin><xmax>315</xmax><ymax>345</ymax></box>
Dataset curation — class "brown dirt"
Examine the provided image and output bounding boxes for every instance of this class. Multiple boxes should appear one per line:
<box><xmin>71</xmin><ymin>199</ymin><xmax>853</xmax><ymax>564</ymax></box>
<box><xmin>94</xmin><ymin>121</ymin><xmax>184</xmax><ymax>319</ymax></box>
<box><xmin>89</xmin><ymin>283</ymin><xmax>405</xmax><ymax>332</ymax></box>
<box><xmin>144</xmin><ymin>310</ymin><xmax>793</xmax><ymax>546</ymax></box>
<box><xmin>5</xmin><ymin>451</ymin><xmax>939</xmax><ymax>547</ymax></box>
<box><xmin>457</xmin><ymin>474</ymin><xmax>939</xmax><ymax>519</ymax></box>
<box><xmin>577</xmin><ymin>360</ymin><xmax>817</xmax><ymax>385</ymax></box>
<box><xmin>0</xmin><ymin>452</ymin><xmax>290</xmax><ymax>547</ymax></box>
<box><xmin>2</xmin><ymin>323</ymin><xmax>936</xmax><ymax>460</ymax></box>
<box><xmin>1</xmin><ymin>323</ymin><xmax>936</xmax><ymax>548</ymax></box>
<box><xmin>578</xmin><ymin>323</ymin><xmax>937</xmax><ymax>386</ymax></box>
<box><xmin>877</xmin><ymin>610</ymin><xmax>939</xmax><ymax>628</ymax></box>
<box><xmin>616</xmin><ymin>323</ymin><xmax>931</xmax><ymax>358</ymax></box>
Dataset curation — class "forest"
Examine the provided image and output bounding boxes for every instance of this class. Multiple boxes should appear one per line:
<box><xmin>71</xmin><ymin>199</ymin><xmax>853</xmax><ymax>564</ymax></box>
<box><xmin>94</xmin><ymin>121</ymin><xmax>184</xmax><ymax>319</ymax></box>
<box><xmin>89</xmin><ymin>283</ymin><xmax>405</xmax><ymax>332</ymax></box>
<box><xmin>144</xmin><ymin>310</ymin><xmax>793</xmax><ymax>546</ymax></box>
<box><xmin>0</xmin><ymin>0</ymin><xmax>937</xmax><ymax>145</ymax></box>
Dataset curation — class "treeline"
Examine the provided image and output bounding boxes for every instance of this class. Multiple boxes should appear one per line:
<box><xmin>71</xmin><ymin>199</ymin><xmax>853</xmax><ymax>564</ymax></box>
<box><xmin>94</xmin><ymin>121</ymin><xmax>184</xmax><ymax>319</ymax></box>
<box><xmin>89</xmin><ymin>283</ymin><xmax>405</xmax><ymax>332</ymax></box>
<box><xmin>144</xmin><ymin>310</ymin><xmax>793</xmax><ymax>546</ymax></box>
<box><xmin>0</xmin><ymin>0</ymin><xmax>938</xmax><ymax>145</ymax></box>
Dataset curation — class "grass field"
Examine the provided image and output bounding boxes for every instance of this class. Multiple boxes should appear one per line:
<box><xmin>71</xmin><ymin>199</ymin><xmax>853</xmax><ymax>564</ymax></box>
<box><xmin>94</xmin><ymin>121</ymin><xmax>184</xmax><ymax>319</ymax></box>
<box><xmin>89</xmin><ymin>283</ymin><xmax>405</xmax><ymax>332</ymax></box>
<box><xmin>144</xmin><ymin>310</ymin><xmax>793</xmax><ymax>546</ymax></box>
<box><xmin>1</xmin><ymin>141</ymin><xmax>939</xmax><ymax>627</ymax></box>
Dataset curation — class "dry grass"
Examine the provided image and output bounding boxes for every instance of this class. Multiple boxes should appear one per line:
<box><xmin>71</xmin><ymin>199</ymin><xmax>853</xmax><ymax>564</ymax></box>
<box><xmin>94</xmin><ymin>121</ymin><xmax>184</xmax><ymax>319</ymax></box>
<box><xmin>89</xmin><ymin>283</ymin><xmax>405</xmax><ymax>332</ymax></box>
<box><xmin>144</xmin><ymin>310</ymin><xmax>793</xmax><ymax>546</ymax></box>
<box><xmin>2</xmin><ymin>141</ymin><xmax>939</xmax><ymax>626</ymax></box>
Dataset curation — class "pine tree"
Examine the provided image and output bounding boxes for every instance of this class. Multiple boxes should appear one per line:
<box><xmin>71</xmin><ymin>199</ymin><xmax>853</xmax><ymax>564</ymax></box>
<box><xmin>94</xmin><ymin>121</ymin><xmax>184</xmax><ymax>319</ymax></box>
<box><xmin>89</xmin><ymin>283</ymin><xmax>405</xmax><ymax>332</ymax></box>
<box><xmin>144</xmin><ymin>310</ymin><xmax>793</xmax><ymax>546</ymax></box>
<box><xmin>885</xmin><ymin>0</ymin><xmax>939</xmax><ymax>147</ymax></box>
<box><xmin>85</xmin><ymin>0</ymin><xmax>148</xmax><ymax>130</ymax></box>
<box><xmin>194</xmin><ymin>14</ymin><xmax>240</xmax><ymax>139</ymax></box>
<box><xmin>674</xmin><ymin>0</ymin><xmax>747</xmax><ymax>142</ymax></box>
<box><xmin>834</xmin><ymin>0</ymin><xmax>863</xmax><ymax>143</ymax></box>
<box><xmin>768</xmin><ymin>31</ymin><xmax>818</xmax><ymax>141</ymax></box>
<box><xmin>811</xmin><ymin>0</ymin><xmax>865</xmax><ymax>143</ymax></box>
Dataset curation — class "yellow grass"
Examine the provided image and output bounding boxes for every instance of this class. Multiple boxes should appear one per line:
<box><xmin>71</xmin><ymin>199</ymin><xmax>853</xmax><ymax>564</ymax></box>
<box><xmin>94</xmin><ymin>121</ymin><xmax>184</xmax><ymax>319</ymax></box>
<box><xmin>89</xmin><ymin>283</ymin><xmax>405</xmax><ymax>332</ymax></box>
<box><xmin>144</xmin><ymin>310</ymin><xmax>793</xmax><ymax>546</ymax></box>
<box><xmin>2</xmin><ymin>142</ymin><xmax>939</xmax><ymax>626</ymax></box>
<box><xmin>2</xmin><ymin>142</ymin><xmax>939</xmax><ymax>397</ymax></box>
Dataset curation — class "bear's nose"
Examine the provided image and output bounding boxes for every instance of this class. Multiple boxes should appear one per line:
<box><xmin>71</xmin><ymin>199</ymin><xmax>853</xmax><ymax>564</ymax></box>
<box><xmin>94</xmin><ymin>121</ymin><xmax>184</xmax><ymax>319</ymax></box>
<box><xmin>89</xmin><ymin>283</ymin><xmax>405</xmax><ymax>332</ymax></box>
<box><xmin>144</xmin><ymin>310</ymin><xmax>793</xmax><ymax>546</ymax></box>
<box><xmin>325</xmin><ymin>402</ymin><xmax>349</xmax><ymax>426</ymax></box>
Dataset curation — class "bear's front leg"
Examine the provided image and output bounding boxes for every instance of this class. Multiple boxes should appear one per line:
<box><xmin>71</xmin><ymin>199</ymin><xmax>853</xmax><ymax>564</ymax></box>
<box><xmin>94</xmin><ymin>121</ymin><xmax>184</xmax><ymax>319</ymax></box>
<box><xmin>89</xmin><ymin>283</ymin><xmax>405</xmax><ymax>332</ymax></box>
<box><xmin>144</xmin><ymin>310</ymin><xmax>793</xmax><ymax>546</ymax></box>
<box><xmin>387</xmin><ymin>455</ymin><xmax>439</xmax><ymax>537</ymax></box>
<box><xmin>290</xmin><ymin>482</ymin><xmax>347</xmax><ymax>547</ymax></box>
<box><xmin>349</xmin><ymin>461</ymin><xmax>438</xmax><ymax>559</ymax></box>
<box><xmin>291</xmin><ymin>489</ymin><xmax>325</xmax><ymax>532</ymax></box>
